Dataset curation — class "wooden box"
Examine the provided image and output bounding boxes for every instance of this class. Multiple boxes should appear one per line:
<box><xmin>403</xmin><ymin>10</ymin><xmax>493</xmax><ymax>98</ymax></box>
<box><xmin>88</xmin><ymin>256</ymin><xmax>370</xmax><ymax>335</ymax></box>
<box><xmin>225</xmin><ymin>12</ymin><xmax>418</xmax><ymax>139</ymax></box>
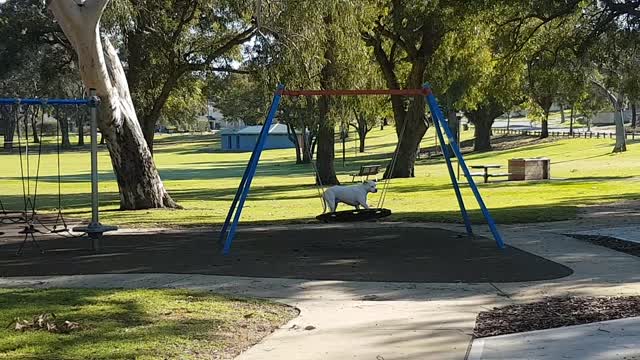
<box><xmin>508</xmin><ymin>158</ymin><xmax>550</xmax><ymax>181</ymax></box>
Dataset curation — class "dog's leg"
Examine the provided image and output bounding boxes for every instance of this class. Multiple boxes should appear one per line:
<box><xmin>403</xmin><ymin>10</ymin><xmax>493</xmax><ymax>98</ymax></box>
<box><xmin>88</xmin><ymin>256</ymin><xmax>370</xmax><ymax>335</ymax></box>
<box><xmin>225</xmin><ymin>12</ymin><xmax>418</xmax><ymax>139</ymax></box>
<box><xmin>359</xmin><ymin>196</ymin><xmax>371</xmax><ymax>209</ymax></box>
<box><xmin>323</xmin><ymin>193</ymin><xmax>334</xmax><ymax>213</ymax></box>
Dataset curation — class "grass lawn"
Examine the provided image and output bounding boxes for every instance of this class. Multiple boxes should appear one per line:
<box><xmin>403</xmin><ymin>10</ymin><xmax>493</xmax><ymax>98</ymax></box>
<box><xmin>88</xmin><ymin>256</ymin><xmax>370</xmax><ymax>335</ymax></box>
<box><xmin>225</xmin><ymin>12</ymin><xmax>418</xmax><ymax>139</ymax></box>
<box><xmin>0</xmin><ymin>125</ymin><xmax>639</xmax><ymax>227</ymax></box>
<box><xmin>0</xmin><ymin>288</ymin><xmax>297</xmax><ymax>359</ymax></box>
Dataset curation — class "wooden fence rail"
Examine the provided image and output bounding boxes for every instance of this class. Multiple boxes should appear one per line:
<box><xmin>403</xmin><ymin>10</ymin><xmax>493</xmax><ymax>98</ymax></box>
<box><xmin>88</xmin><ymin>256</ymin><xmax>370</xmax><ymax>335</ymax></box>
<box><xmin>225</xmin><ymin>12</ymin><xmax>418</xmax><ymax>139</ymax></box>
<box><xmin>492</xmin><ymin>128</ymin><xmax>639</xmax><ymax>140</ymax></box>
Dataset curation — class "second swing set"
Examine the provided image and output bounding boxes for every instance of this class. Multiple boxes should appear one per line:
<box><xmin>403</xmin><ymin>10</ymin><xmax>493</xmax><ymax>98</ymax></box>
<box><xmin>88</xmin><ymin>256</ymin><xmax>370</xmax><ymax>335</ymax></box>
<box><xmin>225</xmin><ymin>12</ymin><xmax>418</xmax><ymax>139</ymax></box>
<box><xmin>219</xmin><ymin>84</ymin><xmax>506</xmax><ymax>255</ymax></box>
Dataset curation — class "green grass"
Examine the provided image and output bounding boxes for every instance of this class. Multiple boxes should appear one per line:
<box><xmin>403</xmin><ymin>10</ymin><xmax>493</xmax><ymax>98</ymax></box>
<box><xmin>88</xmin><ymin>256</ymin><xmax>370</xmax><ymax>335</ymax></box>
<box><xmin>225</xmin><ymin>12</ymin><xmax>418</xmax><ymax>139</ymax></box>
<box><xmin>0</xmin><ymin>288</ymin><xmax>297</xmax><ymax>360</ymax></box>
<box><xmin>1</xmin><ymin>126</ymin><xmax>639</xmax><ymax>227</ymax></box>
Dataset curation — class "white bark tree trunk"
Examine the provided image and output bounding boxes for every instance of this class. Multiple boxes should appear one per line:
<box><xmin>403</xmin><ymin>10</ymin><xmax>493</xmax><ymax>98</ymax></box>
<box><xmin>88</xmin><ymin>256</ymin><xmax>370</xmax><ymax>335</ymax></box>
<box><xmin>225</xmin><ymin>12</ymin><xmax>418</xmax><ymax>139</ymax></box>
<box><xmin>591</xmin><ymin>80</ymin><xmax>627</xmax><ymax>153</ymax></box>
<box><xmin>49</xmin><ymin>0</ymin><xmax>179</xmax><ymax>209</ymax></box>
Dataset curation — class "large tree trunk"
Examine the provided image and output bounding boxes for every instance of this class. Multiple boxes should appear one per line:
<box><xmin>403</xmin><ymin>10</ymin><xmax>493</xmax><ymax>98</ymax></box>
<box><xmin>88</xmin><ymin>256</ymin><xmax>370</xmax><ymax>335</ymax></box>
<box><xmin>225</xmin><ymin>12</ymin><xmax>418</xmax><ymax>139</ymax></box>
<box><xmin>31</xmin><ymin>110</ymin><xmax>40</xmax><ymax>144</ymax></box>
<box><xmin>137</xmin><ymin>70</ymin><xmax>183</xmax><ymax>153</ymax></box>
<box><xmin>385</xmin><ymin>63</ymin><xmax>428</xmax><ymax>178</ymax></box>
<box><xmin>590</xmin><ymin>81</ymin><xmax>626</xmax><ymax>152</ymax></box>
<box><xmin>285</xmin><ymin>122</ymin><xmax>303</xmax><ymax>164</ymax></box>
<box><xmin>316</xmin><ymin>118</ymin><xmax>338</xmax><ymax>185</ymax></box>
<box><xmin>541</xmin><ymin>114</ymin><xmax>549</xmax><ymax>139</ymax></box>
<box><xmin>467</xmin><ymin>102</ymin><xmax>502</xmax><ymax>152</ymax></box>
<box><xmin>49</xmin><ymin>0</ymin><xmax>179</xmax><ymax>210</ymax></box>
<box><xmin>387</xmin><ymin>96</ymin><xmax>427</xmax><ymax>178</ymax></box>
<box><xmin>352</xmin><ymin>112</ymin><xmax>371</xmax><ymax>153</ymax></box>
<box><xmin>56</xmin><ymin>108</ymin><xmax>72</xmax><ymax>148</ymax></box>
<box><xmin>613</xmin><ymin>108</ymin><xmax>627</xmax><ymax>153</ymax></box>
<box><xmin>473</xmin><ymin>120</ymin><xmax>492</xmax><ymax>151</ymax></box>
<box><xmin>315</xmin><ymin>15</ymin><xmax>339</xmax><ymax>185</ymax></box>
<box><xmin>446</xmin><ymin>109</ymin><xmax>460</xmax><ymax>157</ymax></box>
<box><xmin>631</xmin><ymin>103</ymin><xmax>636</xmax><ymax>128</ymax></box>
<box><xmin>534</xmin><ymin>96</ymin><xmax>552</xmax><ymax>139</ymax></box>
<box><xmin>366</xmin><ymin>34</ymin><xmax>429</xmax><ymax>178</ymax></box>
<box><xmin>559</xmin><ymin>103</ymin><xmax>565</xmax><ymax>123</ymax></box>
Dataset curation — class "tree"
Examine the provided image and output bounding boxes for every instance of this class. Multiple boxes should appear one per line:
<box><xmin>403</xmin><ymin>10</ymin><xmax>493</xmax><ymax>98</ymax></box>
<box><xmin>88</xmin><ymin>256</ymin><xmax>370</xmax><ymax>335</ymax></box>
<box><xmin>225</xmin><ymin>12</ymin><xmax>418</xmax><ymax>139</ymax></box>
<box><xmin>349</xmin><ymin>97</ymin><xmax>385</xmax><ymax>153</ymax></box>
<box><xmin>48</xmin><ymin>0</ymin><xmax>178</xmax><ymax>209</ymax></box>
<box><xmin>0</xmin><ymin>0</ymin><xmax>86</xmax><ymax>150</ymax></box>
<box><xmin>362</xmin><ymin>1</ymin><xmax>485</xmax><ymax>177</ymax></box>
<box><xmin>277</xmin><ymin>96</ymin><xmax>320</xmax><ymax>164</ymax></box>
<box><xmin>256</xmin><ymin>0</ymin><xmax>369</xmax><ymax>184</ymax></box>
<box><xmin>496</xmin><ymin>0</ymin><xmax>640</xmax><ymax>147</ymax></box>
<box><xmin>208</xmin><ymin>73</ymin><xmax>268</xmax><ymax>126</ymax></box>
<box><xmin>343</xmin><ymin>62</ymin><xmax>391</xmax><ymax>153</ymax></box>
<box><xmin>159</xmin><ymin>76</ymin><xmax>207</xmax><ymax>132</ymax></box>
<box><xmin>122</xmin><ymin>0</ymin><xmax>257</xmax><ymax>152</ymax></box>
<box><xmin>525</xmin><ymin>47</ymin><xmax>570</xmax><ymax>139</ymax></box>
<box><xmin>586</xmin><ymin>29</ymin><xmax>640</xmax><ymax>152</ymax></box>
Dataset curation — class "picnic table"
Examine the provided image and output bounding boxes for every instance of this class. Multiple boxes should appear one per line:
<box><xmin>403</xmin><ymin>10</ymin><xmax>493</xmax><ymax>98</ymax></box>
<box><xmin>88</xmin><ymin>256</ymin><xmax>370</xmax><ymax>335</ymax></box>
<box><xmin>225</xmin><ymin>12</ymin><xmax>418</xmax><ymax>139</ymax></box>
<box><xmin>469</xmin><ymin>165</ymin><xmax>510</xmax><ymax>183</ymax></box>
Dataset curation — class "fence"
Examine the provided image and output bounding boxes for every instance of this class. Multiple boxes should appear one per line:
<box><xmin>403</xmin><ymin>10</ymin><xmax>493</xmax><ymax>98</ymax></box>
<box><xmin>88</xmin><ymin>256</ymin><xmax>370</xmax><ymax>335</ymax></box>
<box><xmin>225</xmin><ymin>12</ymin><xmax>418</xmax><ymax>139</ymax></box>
<box><xmin>492</xmin><ymin>128</ymin><xmax>640</xmax><ymax>140</ymax></box>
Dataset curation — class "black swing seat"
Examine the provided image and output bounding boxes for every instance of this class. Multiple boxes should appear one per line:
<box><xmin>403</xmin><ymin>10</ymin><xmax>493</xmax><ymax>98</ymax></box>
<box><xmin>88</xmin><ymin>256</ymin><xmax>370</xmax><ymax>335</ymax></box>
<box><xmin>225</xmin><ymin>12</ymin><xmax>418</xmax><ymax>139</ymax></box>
<box><xmin>316</xmin><ymin>208</ymin><xmax>392</xmax><ymax>223</ymax></box>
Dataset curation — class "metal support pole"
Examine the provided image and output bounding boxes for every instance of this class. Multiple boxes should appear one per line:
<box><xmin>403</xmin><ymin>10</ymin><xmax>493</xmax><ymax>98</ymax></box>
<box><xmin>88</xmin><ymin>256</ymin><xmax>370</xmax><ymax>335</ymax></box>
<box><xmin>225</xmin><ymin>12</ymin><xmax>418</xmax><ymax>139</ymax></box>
<box><xmin>72</xmin><ymin>89</ymin><xmax>117</xmax><ymax>250</ymax></box>
<box><xmin>432</xmin><ymin>109</ymin><xmax>473</xmax><ymax>236</ymax></box>
<box><xmin>425</xmin><ymin>84</ymin><xmax>505</xmax><ymax>249</ymax></box>
<box><xmin>456</xmin><ymin>116</ymin><xmax>461</xmax><ymax>181</ymax></box>
<box><xmin>221</xmin><ymin>85</ymin><xmax>284</xmax><ymax>255</ymax></box>
<box><xmin>90</xmin><ymin>91</ymin><xmax>99</xmax><ymax>227</ymax></box>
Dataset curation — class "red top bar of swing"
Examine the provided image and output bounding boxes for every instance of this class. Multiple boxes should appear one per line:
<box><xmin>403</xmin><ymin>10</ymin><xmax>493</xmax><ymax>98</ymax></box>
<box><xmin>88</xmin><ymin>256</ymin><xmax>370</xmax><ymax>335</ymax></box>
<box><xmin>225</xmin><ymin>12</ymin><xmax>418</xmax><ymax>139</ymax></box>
<box><xmin>278</xmin><ymin>88</ymin><xmax>431</xmax><ymax>96</ymax></box>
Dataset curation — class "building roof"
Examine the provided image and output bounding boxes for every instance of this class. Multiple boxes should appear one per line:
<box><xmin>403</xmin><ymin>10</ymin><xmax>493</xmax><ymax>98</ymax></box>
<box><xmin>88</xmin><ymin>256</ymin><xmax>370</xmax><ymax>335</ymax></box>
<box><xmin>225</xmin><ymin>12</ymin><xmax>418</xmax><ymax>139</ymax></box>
<box><xmin>219</xmin><ymin>128</ymin><xmax>239</xmax><ymax>135</ymax></box>
<box><xmin>236</xmin><ymin>123</ymin><xmax>289</xmax><ymax>135</ymax></box>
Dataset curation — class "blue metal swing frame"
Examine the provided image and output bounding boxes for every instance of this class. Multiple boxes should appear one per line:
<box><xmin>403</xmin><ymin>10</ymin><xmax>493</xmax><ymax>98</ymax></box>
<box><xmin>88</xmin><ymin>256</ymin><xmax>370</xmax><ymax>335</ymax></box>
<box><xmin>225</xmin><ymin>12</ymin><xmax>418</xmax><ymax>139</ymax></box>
<box><xmin>220</xmin><ymin>84</ymin><xmax>505</xmax><ymax>255</ymax></box>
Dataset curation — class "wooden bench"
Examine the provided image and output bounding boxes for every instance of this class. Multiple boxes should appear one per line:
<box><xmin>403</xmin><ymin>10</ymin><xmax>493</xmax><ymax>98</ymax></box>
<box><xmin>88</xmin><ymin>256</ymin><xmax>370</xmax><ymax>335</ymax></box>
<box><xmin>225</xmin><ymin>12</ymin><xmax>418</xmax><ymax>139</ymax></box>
<box><xmin>350</xmin><ymin>164</ymin><xmax>382</xmax><ymax>182</ymax></box>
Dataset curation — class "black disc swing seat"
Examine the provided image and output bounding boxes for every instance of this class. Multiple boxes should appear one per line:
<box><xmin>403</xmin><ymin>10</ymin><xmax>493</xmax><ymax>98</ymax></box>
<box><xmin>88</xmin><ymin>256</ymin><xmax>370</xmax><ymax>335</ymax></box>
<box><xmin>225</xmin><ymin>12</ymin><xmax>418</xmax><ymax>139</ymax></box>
<box><xmin>311</xmin><ymin>106</ymin><xmax>410</xmax><ymax>224</ymax></box>
<box><xmin>316</xmin><ymin>208</ymin><xmax>391</xmax><ymax>223</ymax></box>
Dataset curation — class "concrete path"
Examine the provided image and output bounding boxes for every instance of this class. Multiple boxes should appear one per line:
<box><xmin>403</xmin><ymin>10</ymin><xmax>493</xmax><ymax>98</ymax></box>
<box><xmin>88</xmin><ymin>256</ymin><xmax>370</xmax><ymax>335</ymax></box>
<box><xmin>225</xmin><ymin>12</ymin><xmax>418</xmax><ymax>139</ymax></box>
<box><xmin>1</xmin><ymin>221</ymin><xmax>639</xmax><ymax>359</ymax></box>
<box><xmin>468</xmin><ymin>317</ymin><xmax>640</xmax><ymax>360</ymax></box>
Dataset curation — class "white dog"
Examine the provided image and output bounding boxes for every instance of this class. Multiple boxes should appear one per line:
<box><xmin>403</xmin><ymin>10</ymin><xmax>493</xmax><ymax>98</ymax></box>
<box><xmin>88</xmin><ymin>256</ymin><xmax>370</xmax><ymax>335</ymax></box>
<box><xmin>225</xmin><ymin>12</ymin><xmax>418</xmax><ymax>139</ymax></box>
<box><xmin>322</xmin><ymin>180</ymin><xmax>378</xmax><ymax>213</ymax></box>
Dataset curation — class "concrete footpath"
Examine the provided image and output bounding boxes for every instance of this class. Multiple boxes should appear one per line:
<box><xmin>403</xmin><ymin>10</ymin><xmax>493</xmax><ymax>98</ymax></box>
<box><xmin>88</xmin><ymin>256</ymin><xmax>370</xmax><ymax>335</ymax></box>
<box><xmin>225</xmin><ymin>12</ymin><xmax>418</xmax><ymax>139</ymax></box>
<box><xmin>469</xmin><ymin>317</ymin><xmax>640</xmax><ymax>360</ymax></box>
<box><xmin>1</xmin><ymin>222</ymin><xmax>639</xmax><ymax>359</ymax></box>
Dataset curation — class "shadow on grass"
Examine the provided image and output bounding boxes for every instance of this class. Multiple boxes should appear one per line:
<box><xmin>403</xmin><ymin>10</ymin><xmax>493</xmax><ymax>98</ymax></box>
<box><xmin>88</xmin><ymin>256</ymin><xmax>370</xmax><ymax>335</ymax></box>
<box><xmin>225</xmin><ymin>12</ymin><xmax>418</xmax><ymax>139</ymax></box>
<box><xmin>1</xmin><ymin>175</ymin><xmax>638</xmax><ymax>222</ymax></box>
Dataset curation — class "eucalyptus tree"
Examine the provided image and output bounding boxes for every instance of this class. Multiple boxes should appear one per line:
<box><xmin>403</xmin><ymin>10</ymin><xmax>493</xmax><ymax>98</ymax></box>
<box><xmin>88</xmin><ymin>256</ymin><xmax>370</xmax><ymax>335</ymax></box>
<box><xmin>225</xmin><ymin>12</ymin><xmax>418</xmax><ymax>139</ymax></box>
<box><xmin>122</xmin><ymin>0</ymin><xmax>257</xmax><ymax>152</ymax></box>
<box><xmin>258</xmin><ymin>0</ymin><xmax>371</xmax><ymax>184</ymax></box>
<box><xmin>349</xmin><ymin>95</ymin><xmax>389</xmax><ymax>153</ymax></box>
<box><xmin>160</xmin><ymin>76</ymin><xmax>207</xmax><ymax>132</ymax></box>
<box><xmin>362</xmin><ymin>1</ymin><xmax>489</xmax><ymax>177</ymax></box>
<box><xmin>465</xmin><ymin>55</ymin><xmax>525</xmax><ymax>151</ymax></box>
<box><xmin>588</xmin><ymin>30</ymin><xmax>640</xmax><ymax>151</ymax></box>
<box><xmin>207</xmin><ymin>73</ymin><xmax>269</xmax><ymax>126</ymax></box>
<box><xmin>48</xmin><ymin>0</ymin><xmax>181</xmax><ymax>209</ymax></box>
<box><xmin>496</xmin><ymin>0</ymin><xmax>639</xmax><ymax>150</ymax></box>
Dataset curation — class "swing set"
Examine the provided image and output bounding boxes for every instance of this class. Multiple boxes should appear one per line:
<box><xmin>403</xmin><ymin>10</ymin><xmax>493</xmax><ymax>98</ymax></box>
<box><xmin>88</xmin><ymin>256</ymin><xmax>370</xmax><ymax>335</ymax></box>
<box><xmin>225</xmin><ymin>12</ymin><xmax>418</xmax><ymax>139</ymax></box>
<box><xmin>0</xmin><ymin>91</ymin><xmax>116</xmax><ymax>255</ymax></box>
<box><xmin>220</xmin><ymin>83</ymin><xmax>505</xmax><ymax>255</ymax></box>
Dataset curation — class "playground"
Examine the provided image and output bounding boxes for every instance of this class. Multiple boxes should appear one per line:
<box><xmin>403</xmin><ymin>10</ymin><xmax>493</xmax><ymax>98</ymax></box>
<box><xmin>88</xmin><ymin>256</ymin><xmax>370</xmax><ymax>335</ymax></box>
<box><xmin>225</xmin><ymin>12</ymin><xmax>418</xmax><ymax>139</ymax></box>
<box><xmin>0</xmin><ymin>90</ymin><xmax>639</xmax><ymax>358</ymax></box>
<box><xmin>1</xmin><ymin>125</ymin><xmax>638</xmax><ymax>228</ymax></box>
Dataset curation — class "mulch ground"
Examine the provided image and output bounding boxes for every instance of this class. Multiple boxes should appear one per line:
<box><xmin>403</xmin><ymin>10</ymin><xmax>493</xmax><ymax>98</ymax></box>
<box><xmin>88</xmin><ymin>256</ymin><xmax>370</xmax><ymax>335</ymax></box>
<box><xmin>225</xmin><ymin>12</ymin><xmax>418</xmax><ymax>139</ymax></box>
<box><xmin>566</xmin><ymin>234</ymin><xmax>640</xmax><ymax>257</ymax></box>
<box><xmin>0</xmin><ymin>222</ymin><xmax>573</xmax><ymax>283</ymax></box>
<box><xmin>474</xmin><ymin>296</ymin><xmax>640</xmax><ymax>338</ymax></box>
